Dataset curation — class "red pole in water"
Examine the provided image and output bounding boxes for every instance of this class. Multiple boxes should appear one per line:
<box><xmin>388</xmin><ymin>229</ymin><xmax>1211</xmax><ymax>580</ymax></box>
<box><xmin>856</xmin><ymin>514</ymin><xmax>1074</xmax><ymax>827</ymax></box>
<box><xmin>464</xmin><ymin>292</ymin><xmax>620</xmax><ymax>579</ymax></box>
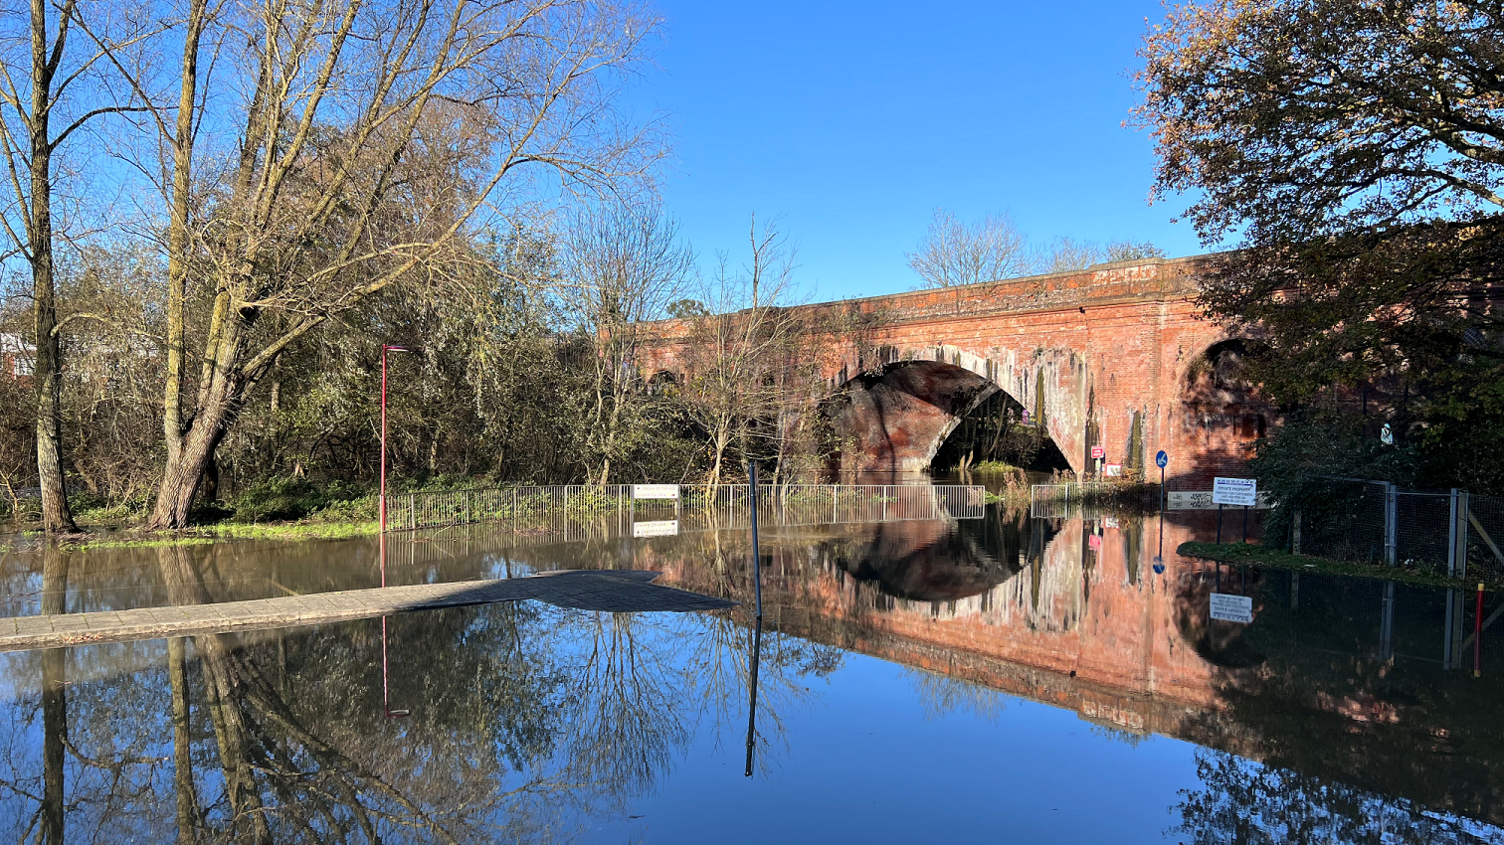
<box><xmin>1476</xmin><ymin>583</ymin><xmax>1485</xmax><ymax>678</ymax></box>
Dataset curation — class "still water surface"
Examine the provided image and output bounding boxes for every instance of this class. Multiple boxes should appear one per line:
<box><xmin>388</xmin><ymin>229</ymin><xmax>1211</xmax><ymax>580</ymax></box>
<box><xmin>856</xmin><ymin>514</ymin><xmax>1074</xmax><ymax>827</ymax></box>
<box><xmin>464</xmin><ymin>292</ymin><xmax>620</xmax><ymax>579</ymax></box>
<box><xmin>0</xmin><ymin>505</ymin><xmax>1500</xmax><ymax>843</ymax></box>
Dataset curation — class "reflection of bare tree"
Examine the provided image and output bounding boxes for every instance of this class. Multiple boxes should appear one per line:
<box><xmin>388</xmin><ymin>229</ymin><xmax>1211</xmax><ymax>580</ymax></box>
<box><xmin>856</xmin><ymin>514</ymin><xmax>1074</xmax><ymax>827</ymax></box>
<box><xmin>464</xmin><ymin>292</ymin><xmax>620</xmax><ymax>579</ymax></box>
<box><xmin>554</xmin><ymin>611</ymin><xmax>685</xmax><ymax>799</ymax></box>
<box><xmin>154</xmin><ymin>544</ymin><xmax>474</xmax><ymax>843</ymax></box>
<box><xmin>0</xmin><ymin>535</ymin><xmax>845</xmax><ymax>841</ymax></box>
<box><xmin>40</xmin><ymin>547</ymin><xmax>67</xmax><ymax>844</ymax></box>
<box><xmin>904</xmin><ymin>668</ymin><xmax>1006</xmax><ymax>723</ymax></box>
<box><xmin>1175</xmin><ymin>750</ymin><xmax>1502</xmax><ymax>845</ymax></box>
<box><xmin>167</xmin><ymin>637</ymin><xmax>197</xmax><ymax>844</ymax></box>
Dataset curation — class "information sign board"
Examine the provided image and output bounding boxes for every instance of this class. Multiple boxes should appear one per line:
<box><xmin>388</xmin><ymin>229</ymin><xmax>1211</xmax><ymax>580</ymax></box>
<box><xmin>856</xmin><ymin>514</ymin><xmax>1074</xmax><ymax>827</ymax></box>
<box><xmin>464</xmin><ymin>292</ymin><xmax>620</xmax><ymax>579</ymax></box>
<box><xmin>1103</xmin><ymin>463</ymin><xmax>1123</xmax><ymax>477</ymax></box>
<box><xmin>1209</xmin><ymin>592</ymin><xmax>1253</xmax><ymax>624</ymax></box>
<box><xmin>1212</xmin><ymin>477</ymin><xmax>1258</xmax><ymax>507</ymax></box>
<box><xmin>632</xmin><ymin>520</ymin><xmax>679</xmax><ymax>538</ymax></box>
<box><xmin>1090</xmin><ymin>446</ymin><xmax>1106</xmax><ymax>459</ymax></box>
<box><xmin>631</xmin><ymin>484</ymin><xmax>679</xmax><ymax>500</ymax></box>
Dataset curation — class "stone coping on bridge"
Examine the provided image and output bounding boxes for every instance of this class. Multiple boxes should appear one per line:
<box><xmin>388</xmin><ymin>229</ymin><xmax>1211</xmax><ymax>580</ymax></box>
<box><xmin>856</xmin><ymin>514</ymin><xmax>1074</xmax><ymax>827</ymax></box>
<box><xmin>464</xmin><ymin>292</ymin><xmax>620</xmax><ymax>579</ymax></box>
<box><xmin>0</xmin><ymin>570</ymin><xmax>735</xmax><ymax>652</ymax></box>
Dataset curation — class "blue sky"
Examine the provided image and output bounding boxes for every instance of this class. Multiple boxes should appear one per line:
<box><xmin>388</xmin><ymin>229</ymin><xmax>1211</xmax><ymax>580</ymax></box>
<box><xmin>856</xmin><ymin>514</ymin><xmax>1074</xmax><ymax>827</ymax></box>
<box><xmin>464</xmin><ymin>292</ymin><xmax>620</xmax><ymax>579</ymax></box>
<box><xmin>627</xmin><ymin>0</ymin><xmax>1210</xmax><ymax>301</ymax></box>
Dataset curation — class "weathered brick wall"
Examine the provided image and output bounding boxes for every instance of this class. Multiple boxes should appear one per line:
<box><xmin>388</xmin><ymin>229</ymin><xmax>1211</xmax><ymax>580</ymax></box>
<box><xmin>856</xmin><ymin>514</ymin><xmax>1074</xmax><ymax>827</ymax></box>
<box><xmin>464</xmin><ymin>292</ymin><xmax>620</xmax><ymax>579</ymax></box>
<box><xmin>640</xmin><ymin>255</ymin><xmax>1267</xmax><ymax>486</ymax></box>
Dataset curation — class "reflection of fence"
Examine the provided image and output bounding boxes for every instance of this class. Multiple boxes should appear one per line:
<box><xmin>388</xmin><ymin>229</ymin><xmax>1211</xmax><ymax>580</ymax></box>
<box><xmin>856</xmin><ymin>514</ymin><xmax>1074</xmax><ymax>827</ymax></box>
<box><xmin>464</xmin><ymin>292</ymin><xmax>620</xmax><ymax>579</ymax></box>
<box><xmin>1028</xmin><ymin>482</ymin><xmax>1153</xmax><ymax>517</ymax></box>
<box><xmin>1292</xmin><ymin>478</ymin><xmax>1504</xmax><ymax>581</ymax></box>
<box><xmin>386</xmin><ymin>484</ymin><xmax>985</xmax><ymax>533</ymax></box>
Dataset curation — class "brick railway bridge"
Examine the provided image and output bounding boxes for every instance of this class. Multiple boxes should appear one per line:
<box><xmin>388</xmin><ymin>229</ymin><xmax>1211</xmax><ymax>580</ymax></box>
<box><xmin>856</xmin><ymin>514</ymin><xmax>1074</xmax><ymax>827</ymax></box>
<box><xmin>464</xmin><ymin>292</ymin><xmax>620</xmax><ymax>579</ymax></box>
<box><xmin>639</xmin><ymin>255</ymin><xmax>1264</xmax><ymax>486</ymax></box>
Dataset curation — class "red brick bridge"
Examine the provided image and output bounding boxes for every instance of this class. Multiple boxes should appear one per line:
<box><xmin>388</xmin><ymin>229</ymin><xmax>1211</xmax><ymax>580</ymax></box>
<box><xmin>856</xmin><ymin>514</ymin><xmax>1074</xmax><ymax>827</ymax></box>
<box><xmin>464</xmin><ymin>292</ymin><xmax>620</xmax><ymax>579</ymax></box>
<box><xmin>640</xmin><ymin>255</ymin><xmax>1263</xmax><ymax>485</ymax></box>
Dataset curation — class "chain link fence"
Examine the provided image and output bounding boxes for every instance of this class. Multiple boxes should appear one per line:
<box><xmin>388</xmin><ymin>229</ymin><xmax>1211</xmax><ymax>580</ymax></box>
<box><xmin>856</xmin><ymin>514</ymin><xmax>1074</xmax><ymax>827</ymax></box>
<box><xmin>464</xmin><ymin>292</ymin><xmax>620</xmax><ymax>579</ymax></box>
<box><xmin>1291</xmin><ymin>478</ymin><xmax>1504</xmax><ymax>582</ymax></box>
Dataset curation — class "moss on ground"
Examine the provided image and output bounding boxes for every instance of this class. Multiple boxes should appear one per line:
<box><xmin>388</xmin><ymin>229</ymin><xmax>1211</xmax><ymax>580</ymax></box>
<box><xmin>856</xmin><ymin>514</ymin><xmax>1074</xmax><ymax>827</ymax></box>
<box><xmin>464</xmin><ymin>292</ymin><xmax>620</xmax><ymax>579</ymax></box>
<box><xmin>1177</xmin><ymin>541</ymin><xmax>1500</xmax><ymax>591</ymax></box>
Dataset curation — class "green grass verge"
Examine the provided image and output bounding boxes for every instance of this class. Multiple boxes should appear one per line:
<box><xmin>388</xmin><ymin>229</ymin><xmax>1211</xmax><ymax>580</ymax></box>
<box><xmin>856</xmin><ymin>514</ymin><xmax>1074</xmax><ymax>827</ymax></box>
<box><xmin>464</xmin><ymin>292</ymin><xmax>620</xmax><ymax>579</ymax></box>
<box><xmin>60</xmin><ymin>520</ymin><xmax>381</xmax><ymax>551</ymax></box>
<box><xmin>1177</xmin><ymin>541</ymin><xmax>1499</xmax><ymax>590</ymax></box>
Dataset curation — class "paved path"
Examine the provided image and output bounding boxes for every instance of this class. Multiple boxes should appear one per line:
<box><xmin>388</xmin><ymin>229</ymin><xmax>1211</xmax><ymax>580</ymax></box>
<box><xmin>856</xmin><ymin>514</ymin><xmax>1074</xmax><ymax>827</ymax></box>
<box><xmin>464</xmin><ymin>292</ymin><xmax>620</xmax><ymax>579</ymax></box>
<box><xmin>0</xmin><ymin>570</ymin><xmax>734</xmax><ymax>653</ymax></box>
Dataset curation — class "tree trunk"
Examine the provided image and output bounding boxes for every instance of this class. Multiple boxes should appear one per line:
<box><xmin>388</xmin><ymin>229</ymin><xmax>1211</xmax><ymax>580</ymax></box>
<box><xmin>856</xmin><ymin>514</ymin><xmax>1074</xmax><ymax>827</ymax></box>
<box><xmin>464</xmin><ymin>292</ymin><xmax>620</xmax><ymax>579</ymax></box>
<box><xmin>150</xmin><ymin>394</ymin><xmax>233</xmax><ymax>529</ymax></box>
<box><xmin>29</xmin><ymin>0</ymin><xmax>76</xmax><ymax>534</ymax></box>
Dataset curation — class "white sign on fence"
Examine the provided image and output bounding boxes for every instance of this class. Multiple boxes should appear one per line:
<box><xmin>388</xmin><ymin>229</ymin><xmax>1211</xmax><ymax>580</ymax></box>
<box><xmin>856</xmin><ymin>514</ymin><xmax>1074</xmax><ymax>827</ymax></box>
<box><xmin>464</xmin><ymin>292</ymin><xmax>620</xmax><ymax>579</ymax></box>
<box><xmin>1212</xmin><ymin>477</ymin><xmax>1258</xmax><ymax>507</ymax></box>
<box><xmin>1209</xmin><ymin>592</ymin><xmax>1254</xmax><ymax>624</ymax></box>
<box><xmin>632</xmin><ymin>520</ymin><xmax>679</xmax><ymax>538</ymax></box>
<box><xmin>1103</xmin><ymin>463</ymin><xmax>1123</xmax><ymax>477</ymax></box>
<box><xmin>1168</xmin><ymin>490</ymin><xmax>1272</xmax><ymax>510</ymax></box>
<box><xmin>631</xmin><ymin>484</ymin><xmax>679</xmax><ymax>500</ymax></box>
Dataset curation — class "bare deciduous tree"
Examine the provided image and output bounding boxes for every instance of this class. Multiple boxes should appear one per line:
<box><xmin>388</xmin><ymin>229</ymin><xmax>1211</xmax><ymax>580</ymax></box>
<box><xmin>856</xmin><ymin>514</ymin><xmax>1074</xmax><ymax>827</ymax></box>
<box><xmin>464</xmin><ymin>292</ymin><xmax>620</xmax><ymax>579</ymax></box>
<box><xmin>906</xmin><ymin>209</ymin><xmax>1031</xmax><ymax>289</ymax></box>
<box><xmin>0</xmin><ymin>0</ymin><xmax>150</xmax><ymax>531</ymax></box>
<box><xmin>1035</xmin><ymin>237</ymin><xmax>1164</xmax><ymax>273</ymax></box>
<box><xmin>84</xmin><ymin>0</ymin><xmax>664</xmax><ymax>527</ymax></box>
<box><xmin>678</xmin><ymin>217</ymin><xmax>822</xmax><ymax>488</ymax></box>
<box><xmin>560</xmin><ymin>201</ymin><xmax>692</xmax><ymax>484</ymax></box>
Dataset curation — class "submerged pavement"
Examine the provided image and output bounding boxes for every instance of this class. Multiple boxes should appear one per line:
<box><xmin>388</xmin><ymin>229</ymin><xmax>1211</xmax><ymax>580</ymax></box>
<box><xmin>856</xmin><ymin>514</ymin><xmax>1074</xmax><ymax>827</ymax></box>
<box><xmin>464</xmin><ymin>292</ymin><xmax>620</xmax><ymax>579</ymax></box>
<box><xmin>0</xmin><ymin>569</ymin><xmax>734</xmax><ymax>652</ymax></box>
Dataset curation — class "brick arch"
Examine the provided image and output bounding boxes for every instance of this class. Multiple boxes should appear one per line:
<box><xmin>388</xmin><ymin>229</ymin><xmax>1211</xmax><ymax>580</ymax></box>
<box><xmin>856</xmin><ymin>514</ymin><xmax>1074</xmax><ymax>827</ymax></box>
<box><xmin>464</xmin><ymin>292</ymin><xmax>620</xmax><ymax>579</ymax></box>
<box><xmin>824</xmin><ymin>344</ymin><xmax>1088</xmax><ymax>475</ymax></box>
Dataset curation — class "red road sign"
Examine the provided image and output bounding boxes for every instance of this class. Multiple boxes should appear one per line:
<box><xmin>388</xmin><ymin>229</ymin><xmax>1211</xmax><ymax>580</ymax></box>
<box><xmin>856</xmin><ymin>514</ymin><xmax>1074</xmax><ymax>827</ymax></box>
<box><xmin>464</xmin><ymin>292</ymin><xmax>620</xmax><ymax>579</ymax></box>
<box><xmin>1090</xmin><ymin>446</ymin><xmax>1105</xmax><ymax>459</ymax></box>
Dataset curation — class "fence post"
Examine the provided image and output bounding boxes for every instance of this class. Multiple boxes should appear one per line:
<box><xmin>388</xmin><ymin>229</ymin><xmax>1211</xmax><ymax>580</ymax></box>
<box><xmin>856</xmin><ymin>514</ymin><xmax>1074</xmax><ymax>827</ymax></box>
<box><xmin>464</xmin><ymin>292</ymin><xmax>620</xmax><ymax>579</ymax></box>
<box><xmin>408</xmin><ymin>494</ymin><xmax>416</xmax><ymax>531</ymax></box>
<box><xmin>464</xmin><ymin>490</ymin><xmax>471</xmax><ymax>525</ymax></box>
<box><xmin>1449</xmin><ymin>489</ymin><xmax>1466</xmax><ymax>578</ymax></box>
<box><xmin>1383</xmin><ymin>482</ymin><xmax>1398</xmax><ymax>566</ymax></box>
<box><xmin>1291</xmin><ymin>509</ymin><xmax>1302</xmax><ymax>555</ymax></box>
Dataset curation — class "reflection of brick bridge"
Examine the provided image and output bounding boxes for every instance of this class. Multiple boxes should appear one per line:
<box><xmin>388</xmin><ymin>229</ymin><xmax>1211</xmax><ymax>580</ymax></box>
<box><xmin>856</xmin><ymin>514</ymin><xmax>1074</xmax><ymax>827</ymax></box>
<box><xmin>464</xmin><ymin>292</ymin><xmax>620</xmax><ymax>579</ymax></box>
<box><xmin>640</xmin><ymin>256</ymin><xmax>1263</xmax><ymax>485</ymax></box>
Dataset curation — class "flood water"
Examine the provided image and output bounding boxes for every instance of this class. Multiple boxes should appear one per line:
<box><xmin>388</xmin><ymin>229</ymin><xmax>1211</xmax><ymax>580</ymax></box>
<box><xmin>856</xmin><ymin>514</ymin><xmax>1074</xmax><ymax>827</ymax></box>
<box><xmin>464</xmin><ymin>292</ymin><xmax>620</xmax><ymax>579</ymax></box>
<box><xmin>1</xmin><ymin>502</ymin><xmax>1502</xmax><ymax>843</ymax></box>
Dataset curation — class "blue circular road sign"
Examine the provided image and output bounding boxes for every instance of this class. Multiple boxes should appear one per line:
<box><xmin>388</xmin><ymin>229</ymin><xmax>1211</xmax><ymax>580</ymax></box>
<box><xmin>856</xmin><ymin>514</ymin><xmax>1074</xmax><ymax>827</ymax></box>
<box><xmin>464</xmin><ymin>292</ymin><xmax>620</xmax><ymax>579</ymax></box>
<box><xmin>1155</xmin><ymin>450</ymin><xmax>1168</xmax><ymax>469</ymax></box>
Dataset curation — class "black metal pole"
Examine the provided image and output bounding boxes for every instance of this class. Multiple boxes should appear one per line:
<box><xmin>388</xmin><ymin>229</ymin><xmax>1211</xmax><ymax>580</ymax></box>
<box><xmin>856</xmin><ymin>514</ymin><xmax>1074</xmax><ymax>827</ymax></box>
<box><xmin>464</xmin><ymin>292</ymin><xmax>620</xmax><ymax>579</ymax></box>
<box><xmin>1242</xmin><ymin>505</ymin><xmax>1249</xmax><ymax>544</ymax></box>
<box><xmin>749</xmin><ymin>461</ymin><xmax>762</xmax><ymax>620</ymax></box>
<box><xmin>1216</xmin><ymin>504</ymin><xmax>1223</xmax><ymax>545</ymax></box>
<box><xmin>1159</xmin><ymin>465</ymin><xmax>1165</xmax><ymax>516</ymax></box>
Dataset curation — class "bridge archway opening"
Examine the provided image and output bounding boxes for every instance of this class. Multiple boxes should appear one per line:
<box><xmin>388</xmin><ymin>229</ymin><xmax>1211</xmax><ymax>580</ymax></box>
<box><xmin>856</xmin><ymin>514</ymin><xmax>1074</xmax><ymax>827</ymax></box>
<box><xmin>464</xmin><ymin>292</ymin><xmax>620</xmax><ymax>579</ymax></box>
<box><xmin>822</xmin><ymin>357</ymin><xmax>1068</xmax><ymax>476</ymax></box>
<box><xmin>932</xmin><ymin>388</ymin><xmax>1072</xmax><ymax>475</ymax></box>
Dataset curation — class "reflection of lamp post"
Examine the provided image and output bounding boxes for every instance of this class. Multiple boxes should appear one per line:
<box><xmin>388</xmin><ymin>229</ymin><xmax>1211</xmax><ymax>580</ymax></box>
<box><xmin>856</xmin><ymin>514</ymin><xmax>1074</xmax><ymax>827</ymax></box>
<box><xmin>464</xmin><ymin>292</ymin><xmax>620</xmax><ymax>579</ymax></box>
<box><xmin>382</xmin><ymin>615</ymin><xmax>410</xmax><ymax>719</ymax></box>
<box><xmin>379</xmin><ymin>345</ymin><xmax>412</xmax><ymax>534</ymax></box>
<box><xmin>378</xmin><ymin>536</ymin><xmax>408</xmax><ymax>717</ymax></box>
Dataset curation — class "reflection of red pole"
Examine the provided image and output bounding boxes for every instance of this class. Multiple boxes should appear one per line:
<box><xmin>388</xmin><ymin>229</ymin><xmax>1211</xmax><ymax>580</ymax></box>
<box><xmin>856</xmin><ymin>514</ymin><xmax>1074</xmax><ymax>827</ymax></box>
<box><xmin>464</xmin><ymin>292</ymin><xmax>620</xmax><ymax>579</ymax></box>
<box><xmin>382</xmin><ymin>615</ymin><xmax>410</xmax><ymax>719</ymax></box>
<box><xmin>1476</xmin><ymin>583</ymin><xmax>1485</xmax><ymax>678</ymax></box>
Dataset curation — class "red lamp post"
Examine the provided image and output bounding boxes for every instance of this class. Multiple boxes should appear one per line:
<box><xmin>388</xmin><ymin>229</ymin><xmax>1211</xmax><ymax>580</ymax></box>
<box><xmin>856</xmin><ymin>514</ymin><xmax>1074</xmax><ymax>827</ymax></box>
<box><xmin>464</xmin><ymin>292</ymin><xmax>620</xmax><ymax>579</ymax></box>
<box><xmin>379</xmin><ymin>345</ymin><xmax>411</xmax><ymax>535</ymax></box>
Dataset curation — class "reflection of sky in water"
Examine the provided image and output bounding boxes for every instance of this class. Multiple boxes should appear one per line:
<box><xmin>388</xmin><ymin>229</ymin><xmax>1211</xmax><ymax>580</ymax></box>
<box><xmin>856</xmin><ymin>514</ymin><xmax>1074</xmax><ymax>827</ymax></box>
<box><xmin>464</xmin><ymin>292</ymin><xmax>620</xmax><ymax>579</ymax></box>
<box><xmin>0</xmin><ymin>507</ymin><xmax>1500</xmax><ymax>843</ymax></box>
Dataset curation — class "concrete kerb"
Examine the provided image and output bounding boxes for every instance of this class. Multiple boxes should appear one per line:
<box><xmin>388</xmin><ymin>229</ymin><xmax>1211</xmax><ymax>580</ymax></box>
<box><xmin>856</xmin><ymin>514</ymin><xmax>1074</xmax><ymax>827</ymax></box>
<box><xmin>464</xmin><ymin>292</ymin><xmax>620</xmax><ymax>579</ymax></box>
<box><xmin>0</xmin><ymin>570</ymin><xmax>736</xmax><ymax>653</ymax></box>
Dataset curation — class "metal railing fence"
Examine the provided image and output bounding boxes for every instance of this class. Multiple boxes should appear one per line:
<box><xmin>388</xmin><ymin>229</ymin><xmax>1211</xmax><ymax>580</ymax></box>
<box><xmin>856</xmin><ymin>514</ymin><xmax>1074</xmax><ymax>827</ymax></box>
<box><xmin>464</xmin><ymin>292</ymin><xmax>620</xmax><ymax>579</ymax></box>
<box><xmin>384</xmin><ymin>483</ymin><xmax>986</xmax><ymax>533</ymax></box>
